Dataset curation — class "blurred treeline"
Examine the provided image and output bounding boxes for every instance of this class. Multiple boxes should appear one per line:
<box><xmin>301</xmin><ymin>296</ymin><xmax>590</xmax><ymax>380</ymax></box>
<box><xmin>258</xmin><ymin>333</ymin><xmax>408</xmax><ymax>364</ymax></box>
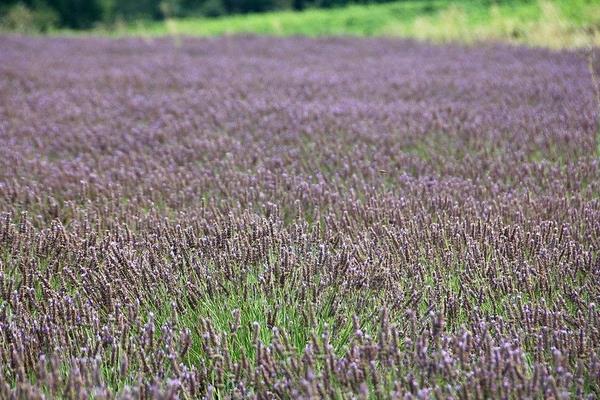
<box><xmin>0</xmin><ymin>0</ymin><xmax>413</xmax><ymax>30</ymax></box>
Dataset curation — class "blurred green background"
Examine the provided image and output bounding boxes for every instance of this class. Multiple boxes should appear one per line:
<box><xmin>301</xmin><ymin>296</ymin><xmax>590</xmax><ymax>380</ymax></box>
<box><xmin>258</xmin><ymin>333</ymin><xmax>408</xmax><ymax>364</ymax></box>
<box><xmin>1</xmin><ymin>0</ymin><xmax>334</xmax><ymax>29</ymax></box>
<box><xmin>1</xmin><ymin>0</ymin><xmax>599</xmax><ymax>48</ymax></box>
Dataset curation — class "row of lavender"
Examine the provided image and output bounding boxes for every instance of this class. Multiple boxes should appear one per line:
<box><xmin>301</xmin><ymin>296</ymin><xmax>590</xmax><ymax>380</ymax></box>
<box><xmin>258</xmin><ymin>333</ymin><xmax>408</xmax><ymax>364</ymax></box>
<box><xmin>1</xmin><ymin>37</ymin><xmax>599</xmax><ymax>398</ymax></box>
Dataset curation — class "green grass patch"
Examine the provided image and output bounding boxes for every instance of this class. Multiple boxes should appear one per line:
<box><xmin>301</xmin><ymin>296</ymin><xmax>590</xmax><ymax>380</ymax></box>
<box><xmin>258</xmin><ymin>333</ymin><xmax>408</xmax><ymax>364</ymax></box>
<box><xmin>48</xmin><ymin>0</ymin><xmax>600</xmax><ymax>49</ymax></box>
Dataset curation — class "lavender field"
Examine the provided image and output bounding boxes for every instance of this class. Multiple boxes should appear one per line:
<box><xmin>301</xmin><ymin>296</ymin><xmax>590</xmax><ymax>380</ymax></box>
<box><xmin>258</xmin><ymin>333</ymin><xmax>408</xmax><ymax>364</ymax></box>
<box><xmin>1</xmin><ymin>36</ymin><xmax>599</xmax><ymax>399</ymax></box>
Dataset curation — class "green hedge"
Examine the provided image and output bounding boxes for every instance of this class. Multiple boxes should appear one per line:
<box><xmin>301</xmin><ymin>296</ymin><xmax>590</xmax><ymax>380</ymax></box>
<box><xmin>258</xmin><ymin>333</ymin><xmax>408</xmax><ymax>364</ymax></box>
<box><xmin>1</xmin><ymin>0</ymin><xmax>478</xmax><ymax>29</ymax></box>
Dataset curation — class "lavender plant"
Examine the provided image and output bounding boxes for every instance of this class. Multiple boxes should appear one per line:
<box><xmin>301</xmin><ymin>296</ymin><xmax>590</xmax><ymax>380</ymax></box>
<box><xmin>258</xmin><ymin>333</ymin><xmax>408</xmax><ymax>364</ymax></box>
<box><xmin>0</xmin><ymin>36</ymin><xmax>599</xmax><ymax>399</ymax></box>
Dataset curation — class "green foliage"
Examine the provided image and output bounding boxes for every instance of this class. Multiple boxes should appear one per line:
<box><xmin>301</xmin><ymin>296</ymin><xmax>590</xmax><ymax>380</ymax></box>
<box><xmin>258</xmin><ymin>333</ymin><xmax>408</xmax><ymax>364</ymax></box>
<box><xmin>46</xmin><ymin>0</ymin><xmax>103</xmax><ymax>28</ymax></box>
<box><xmin>107</xmin><ymin>0</ymin><xmax>162</xmax><ymax>20</ymax></box>
<box><xmin>0</xmin><ymin>0</ymin><xmax>356</xmax><ymax>28</ymax></box>
<box><xmin>10</xmin><ymin>0</ymin><xmax>596</xmax><ymax>49</ymax></box>
<box><xmin>198</xmin><ymin>0</ymin><xmax>227</xmax><ymax>17</ymax></box>
<box><xmin>8</xmin><ymin>0</ymin><xmax>561</xmax><ymax>30</ymax></box>
<box><xmin>0</xmin><ymin>3</ymin><xmax>58</xmax><ymax>32</ymax></box>
<box><xmin>108</xmin><ymin>0</ymin><xmax>600</xmax><ymax>49</ymax></box>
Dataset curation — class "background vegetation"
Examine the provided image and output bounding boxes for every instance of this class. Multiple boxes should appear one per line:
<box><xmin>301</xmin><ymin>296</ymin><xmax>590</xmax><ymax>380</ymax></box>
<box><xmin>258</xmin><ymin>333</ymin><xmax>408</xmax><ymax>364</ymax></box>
<box><xmin>123</xmin><ymin>0</ymin><xmax>600</xmax><ymax>48</ymax></box>
<box><xmin>1</xmin><ymin>0</ymin><xmax>600</xmax><ymax>49</ymax></box>
<box><xmin>1</xmin><ymin>0</ymin><xmax>439</xmax><ymax>29</ymax></box>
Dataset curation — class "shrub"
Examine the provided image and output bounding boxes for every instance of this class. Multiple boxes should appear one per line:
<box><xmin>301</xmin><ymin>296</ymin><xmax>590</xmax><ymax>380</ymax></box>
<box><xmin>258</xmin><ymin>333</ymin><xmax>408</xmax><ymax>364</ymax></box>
<box><xmin>0</xmin><ymin>3</ymin><xmax>58</xmax><ymax>33</ymax></box>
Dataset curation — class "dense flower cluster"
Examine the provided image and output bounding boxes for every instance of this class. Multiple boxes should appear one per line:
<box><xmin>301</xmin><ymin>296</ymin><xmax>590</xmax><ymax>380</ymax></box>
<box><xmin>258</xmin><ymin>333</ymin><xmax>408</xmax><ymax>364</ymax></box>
<box><xmin>0</xmin><ymin>36</ymin><xmax>599</xmax><ymax>399</ymax></box>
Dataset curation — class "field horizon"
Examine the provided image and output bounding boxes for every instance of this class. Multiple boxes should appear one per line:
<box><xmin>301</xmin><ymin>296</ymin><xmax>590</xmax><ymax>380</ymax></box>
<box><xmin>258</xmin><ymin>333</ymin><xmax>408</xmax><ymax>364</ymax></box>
<box><xmin>3</xmin><ymin>0</ymin><xmax>599</xmax><ymax>49</ymax></box>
